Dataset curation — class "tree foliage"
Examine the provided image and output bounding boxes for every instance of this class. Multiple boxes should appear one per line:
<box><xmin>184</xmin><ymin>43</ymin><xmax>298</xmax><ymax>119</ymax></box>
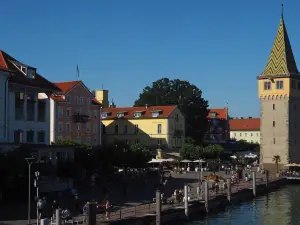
<box><xmin>134</xmin><ymin>78</ymin><xmax>209</xmax><ymax>143</ymax></box>
<box><xmin>180</xmin><ymin>141</ymin><xmax>223</xmax><ymax>160</ymax></box>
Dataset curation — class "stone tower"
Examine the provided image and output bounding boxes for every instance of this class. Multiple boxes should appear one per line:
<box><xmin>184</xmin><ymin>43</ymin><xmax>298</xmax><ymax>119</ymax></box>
<box><xmin>258</xmin><ymin>10</ymin><xmax>300</xmax><ymax>170</ymax></box>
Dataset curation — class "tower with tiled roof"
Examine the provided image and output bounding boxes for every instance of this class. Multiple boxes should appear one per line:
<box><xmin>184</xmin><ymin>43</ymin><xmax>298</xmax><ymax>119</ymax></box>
<box><xmin>258</xmin><ymin>5</ymin><xmax>300</xmax><ymax>170</ymax></box>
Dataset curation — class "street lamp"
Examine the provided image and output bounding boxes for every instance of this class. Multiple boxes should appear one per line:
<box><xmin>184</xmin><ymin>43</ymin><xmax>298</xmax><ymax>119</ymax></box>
<box><xmin>25</xmin><ymin>157</ymin><xmax>35</xmax><ymax>225</ymax></box>
<box><xmin>34</xmin><ymin>171</ymin><xmax>40</xmax><ymax>225</ymax></box>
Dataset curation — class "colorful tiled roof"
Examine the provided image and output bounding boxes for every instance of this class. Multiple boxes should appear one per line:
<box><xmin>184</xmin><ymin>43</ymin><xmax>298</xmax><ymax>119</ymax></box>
<box><xmin>0</xmin><ymin>50</ymin><xmax>60</xmax><ymax>91</ymax></box>
<box><xmin>229</xmin><ymin>118</ymin><xmax>260</xmax><ymax>131</ymax></box>
<box><xmin>261</xmin><ymin>14</ymin><xmax>299</xmax><ymax>76</ymax></box>
<box><xmin>101</xmin><ymin>105</ymin><xmax>178</xmax><ymax>119</ymax></box>
<box><xmin>52</xmin><ymin>80</ymin><xmax>101</xmax><ymax>105</ymax></box>
<box><xmin>54</xmin><ymin>81</ymin><xmax>80</xmax><ymax>94</ymax></box>
<box><xmin>208</xmin><ymin>108</ymin><xmax>228</xmax><ymax>120</ymax></box>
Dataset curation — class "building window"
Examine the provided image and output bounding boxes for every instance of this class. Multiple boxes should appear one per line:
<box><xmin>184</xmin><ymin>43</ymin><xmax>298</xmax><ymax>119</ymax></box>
<box><xmin>234</xmin><ymin>133</ymin><xmax>236</xmax><ymax>137</ymax></box>
<box><xmin>94</xmin><ymin>111</ymin><xmax>97</xmax><ymax>119</ymax></box>
<box><xmin>86</xmin><ymin>137</ymin><xmax>91</xmax><ymax>144</ymax></box>
<box><xmin>57</xmin><ymin>135</ymin><xmax>63</xmax><ymax>141</ymax></box>
<box><xmin>94</xmin><ymin>138</ymin><xmax>97</xmax><ymax>144</ymax></box>
<box><xmin>27</xmin><ymin>93</ymin><xmax>35</xmax><ymax>121</ymax></box>
<box><xmin>134</xmin><ymin>112</ymin><xmax>141</xmax><ymax>118</ymax></box>
<box><xmin>273</xmin><ymin>138</ymin><xmax>276</xmax><ymax>144</ymax></box>
<box><xmin>76</xmin><ymin>136</ymin><xmax>81</xmax><ymax>143</ymax></box>
<box><xmin>27</xmin><ymin>130</ymin><xmax>34</xmax><ymax>143</ymax></box>
<box><xmin>86</xmin><ymin>123</ymin><xmax>90</xmax><ymax>132</ymax></box>
<box><xmin>273</xmin><ymin>121</ymin><xmax>275</xmax><ymax>127</ymax></box>
<box><xmin>58</xmin><ymin>107</ymin><xmax>63</xmax><ymax>117</ymax></box>
<box><xmin>37</xmin><ymin>99</ymin><xmax>46</xmax><ymax>122</ymax></box>
<box><xmin>79</xmin><ymin>97</ymin><xmax>84</xmax><ymax>105</ymax></box>
<box><xmin>264</xmin><ymin>81</ymin><xmax>271</xmax><ymax>90</ymax></box>
<box><xmin>276</xmin><ymin>80</ymin><xmax>284</xmax><ymax>89</ymax></box>
<box><xmin>58</xmin><ymin>122</ymin><xmax>63</xmax><ymax>132</ymax></box>
<box><xmin>251</xmin><ymin>133</ymin><xmax>253</xmax><ymax>136</ymax></box>
<box><xmin>135</xmin><ymin>139</ymin><xmax>140</xmax><ymax>144</ymax></box>
<box><xmin>124</xmin><ymin>125</ymin><xmax>128</xmax><ymax>134</ymax></box>
<box><xmin>66</xmin><ymin>109</ymin><xmax>71</xmax><ymax>117</ymax></box>
<box><xmin>245</xmin><ymin>133</ymin><xmax>247</xmax><ymax>137</ymax></box>
<box><xmin>15</xmin><ymin>92</ymin><xmax>25</xmax><ymax>120</ymax></box>
<box><xmin>87</xmin><ymin>97</ymin><xmax>91</xmax><ymax>104</ymax></box>
<box><xmin>102</xmin><ymin>125</ymin><xmax>106</xmax><ymax>134</ymax></box>
<box><xmin>37</xmin><ymin>131</ymin><xmax>45</xmax><ymax>143</ymax></box>
<box><xmin>210</xmin><ymin>112</ymin><xmax>216</xmax><ymax>118</ymax></box>
<box><xmin>66</xmin><ymin>95</ymin><xmax>71</xmax><ymax>104</ymax></box>
<box><xmin>14</xmin><ymin>130</ymin><xmax>23</xmax><ymax>143</ymax></box>
<box><xmin>292</xmin><ymin>80</ymin><xmax>296</xmax><ymax>89</ymax></box>
<box><xmin>114</xmin><ymin>125</ymin><xmax>119</xmax><ymax>134</ymax></box>
<box><xmin>240</xmin><ymin>133</ymin><xmax>242</xmax><ymax>136</ymax></box>
<box><xmin>157</xmin><ymin>124</ymin><xmax>162</xmax><ymax>134</ymax></box>
<box><xmin>134</xmin><ymin>124</ymin><xmax>138</xmax><ymax>134</ymax></box>
<box><xmin>87</xmin><ymin>110</ymin><xmax>91</xmax><ymax>118</ymax></box>
<box><xmin>76</xmin><ymin>123</ymin><xmax>81</xmax><ymax>132</ymax></box>
<box><xmin>273</xmin><ymin>104</ymin><xmax>275</xmax><ymax>110</ymax></box>
<box><xmin>76</xmin><ymin>96</ymin><xmax>79</xmax><ymax>104</ymax></box>
<box><xmin>66</xmin><ymin>123</ymin><xmax>71</xmax><ymax>133</ymax></box>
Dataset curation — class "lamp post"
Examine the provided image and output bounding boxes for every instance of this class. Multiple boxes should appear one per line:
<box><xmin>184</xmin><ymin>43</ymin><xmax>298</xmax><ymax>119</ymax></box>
<box><xmin>35</xmin><ymin>171</ymin><xmax>40</xmax><ymax>225</ymax></box>
<box><xmin>197</xmin><ymin>159</ymin><xmax>206</xmax><ymax>198</ymax></box>
<box><xmin>25</xmin><ymin>157</ymin><xmax>35</xmax><ymax>225</ymax></box>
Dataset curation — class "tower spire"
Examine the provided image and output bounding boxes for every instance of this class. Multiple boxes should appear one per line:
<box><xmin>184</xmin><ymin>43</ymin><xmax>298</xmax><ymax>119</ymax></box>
<box><xmin>281</xmin><ymin>4</ymin><xmax>284</xmax><ymax>18</ymax></box>
<box><xmin>261</xmin><ymin>7</ymin><xmax>299</xmax><ymax>76</ymax></box>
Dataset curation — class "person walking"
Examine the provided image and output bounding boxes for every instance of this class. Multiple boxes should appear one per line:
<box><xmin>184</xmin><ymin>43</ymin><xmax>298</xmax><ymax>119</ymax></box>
<box><xmin>37</xmin><ymin>198</ymin><xmax>44</xmax><ymax>222</ymax></box>
<box><xmin>105</xmin><ymin>200</ymin><xmax>111</xmax><ymax>220</ymax></box>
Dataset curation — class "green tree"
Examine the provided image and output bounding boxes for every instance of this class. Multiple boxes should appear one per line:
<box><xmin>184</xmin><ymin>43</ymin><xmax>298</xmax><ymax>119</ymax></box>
<box><xmin>180</xmin><ymin>143</ymin><xmax>203</xmax><ymax>160</ymax></box>
<box><xmin>203</xmin><ymin>144</ymin><xmax>224</xmax><ymax>159</ymax></box>
<box><xmin>129</xmin><ymin>143</ymin><xmax>152</xmax><ymax>168</ymax></box>
<box><xmin>134</xmin><ymin>78</ymin><xmax>209</xmax><ymax>143</ymax></box>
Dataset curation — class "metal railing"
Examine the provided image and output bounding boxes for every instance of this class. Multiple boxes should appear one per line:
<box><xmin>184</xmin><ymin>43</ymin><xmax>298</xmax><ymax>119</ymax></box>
<box><xmin>92</xmin><ymin>173</ymin><xmax>282</xmax><ymax>222</ymax></box>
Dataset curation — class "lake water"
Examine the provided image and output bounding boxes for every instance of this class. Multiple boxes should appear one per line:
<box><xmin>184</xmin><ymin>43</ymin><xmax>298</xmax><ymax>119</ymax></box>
<box><xmin>186</xmin><ymin>185</ymin><xmax>300</xmax><ymax>225</ymax></box>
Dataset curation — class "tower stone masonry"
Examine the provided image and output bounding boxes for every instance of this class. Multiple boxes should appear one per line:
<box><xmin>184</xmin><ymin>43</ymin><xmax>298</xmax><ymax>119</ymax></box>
<box><xmin>258</xmin><ymin>11</ymin><xmax>300</xmax><ymax>171</ymax></box>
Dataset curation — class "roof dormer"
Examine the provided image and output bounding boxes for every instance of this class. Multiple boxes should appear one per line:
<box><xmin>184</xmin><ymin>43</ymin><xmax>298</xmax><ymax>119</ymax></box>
<box><xmin>101</xmin><ymin>112</ymin><xmax>111</xmax><ymax>119</ymax></box>
<box><xmin>117</xmin><ymin>111</ymin><xmax>127</xmax><ymax>118</ymax></box>
<box><xmin>151</xmin><ymin>110</ymin><xmax>163</xmax><ymax>118</ymax></box>
<box><xmin>133</xmin><ymin>110</ymin><xmax>145</xmax><ymax>118</ymax></box>
<box><xmin>10</xmin><ymin>60</ymin><xmax>36</xmax><ymax>79</ymax></box>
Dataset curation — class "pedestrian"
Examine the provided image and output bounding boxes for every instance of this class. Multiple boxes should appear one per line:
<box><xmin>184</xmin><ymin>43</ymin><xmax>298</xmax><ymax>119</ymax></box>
<box><xmin>37</xmin><ymin>198</ymin><xmax>44</xmax><ymax>221</ymax></box>
<box><xmin>105</xmin><ymin>200</ymin><xmax>111</xmax><ymax>220</ymax></box>
<box><xmin>52</xmin><ymin>200</ymin><xmax>59</xmax><ymax>218</ymax></box>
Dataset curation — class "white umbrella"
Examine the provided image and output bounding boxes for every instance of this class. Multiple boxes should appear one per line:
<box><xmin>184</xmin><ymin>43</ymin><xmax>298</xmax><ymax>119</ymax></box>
<box><xmin>181</xmin><ymin>159</ymin><xmax>192</xmax><ymax>163</ymax></box>
<box><xmin>230</xmin><ymin>155</ymin><xmax>237</xmax><ymax>159</ymax></box>
<box><xmin>148</xmin><ymin>158</ymin><xmax>163</xmax><ymax>163</ymax></box>
<box><xmin>245</xmin><ymin>153</ymin><xmax>258</xmax><ymax>158</ymax></box>
<box><xmin>164</xmin><ymin>158</ymin><xmax>175</xmax><ymax>162</ymax></box>
<box><xmin>193</xmin><ymin>159</ymin><xmax>206</xmax><ymax>163</ymax></box>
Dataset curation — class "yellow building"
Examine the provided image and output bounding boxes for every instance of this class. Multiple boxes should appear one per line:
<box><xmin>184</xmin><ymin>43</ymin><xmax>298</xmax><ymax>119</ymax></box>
<box><xmin>100</xmin><ymin>105</ymin><xmax>185</xmax><ymax>150</ymax></box>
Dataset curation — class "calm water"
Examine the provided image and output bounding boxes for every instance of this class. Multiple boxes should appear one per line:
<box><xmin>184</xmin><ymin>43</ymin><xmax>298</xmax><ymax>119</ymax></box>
<box><xmin>186</xmin><ymin>185</ymin><xmax>300</xmax><ymax>225</ymax></box>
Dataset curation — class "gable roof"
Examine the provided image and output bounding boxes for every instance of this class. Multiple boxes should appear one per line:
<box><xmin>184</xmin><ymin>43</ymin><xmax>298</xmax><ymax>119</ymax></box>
<box><xmin>229</xmin><ymin>118</ymin><xmax>260</xmax><ymax>131</ymax></box>
<box><xmin>260</xmin><ymin>15</ymin><xmax>299</xmax><ymax>76</ymax></box>
<box><xmin>52</xmin><ymin>80</ymin><xmax>101</xmax><ymax>105</ymax></box>
<box><xmin>0</xmin><ymin>50</ymin><xmax>60</xmax><ymax>91</ymax></box>
<box><xmin>101</xmin><ymin>105</ymin><xmax>178</xmax><ymax>120</ymax></box>
<box><xmin>208</xmin><ymin>108</ymin><xmax>228</xmax><ymax>120</ymax></box>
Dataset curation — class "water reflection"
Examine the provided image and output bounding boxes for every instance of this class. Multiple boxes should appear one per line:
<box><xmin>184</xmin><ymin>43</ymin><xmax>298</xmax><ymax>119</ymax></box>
<box><xmin>184</xmin><ymin>185</ymin><xmax>300</xmax><ymax>225</ymax></box>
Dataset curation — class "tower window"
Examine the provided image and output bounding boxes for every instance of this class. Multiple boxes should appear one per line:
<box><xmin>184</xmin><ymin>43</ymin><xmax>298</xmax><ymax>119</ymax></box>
<box><xmin>276</xmin><ymin>80</ymin><xmax>284</xmax><ymax>89</ymax></box>
<box><xmin>264</xmin><ymin>81</ymin><xmax>271</xmax><ymax>90</ymax></box>
<box><xmin>273</xmin><ymin>121</ymin><xmax>275</xmax><ymax>127</ymax></box>
<box><xmin>273</xmin><ymin>104</ymin><xmax>275</xmax><ymax>110</ymax></box>
<box><xmin>273</xmin><ymin>138</ymin><xmax>276</xmax><ymax>144</ymax></box>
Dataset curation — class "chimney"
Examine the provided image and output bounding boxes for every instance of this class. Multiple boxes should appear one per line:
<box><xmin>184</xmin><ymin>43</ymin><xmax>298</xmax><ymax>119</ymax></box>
<box><xmin>241</xmin><ymin>117</ymin><xmax>244</xmax><ymax>119</ymax></box>
<box><xmin>146</xmin><ymin>104</ymin><xmax>148</xmax><ymax>108</ymax></box>
<box><xmin>95</xmin><ymin>90</ymin><xmax>109</xmax><ymax>108</ymax></box>
<box><xmin>249</xmin><ymin>117</ymin><xmax>252</xmax><ymax>119</ymax></box>
<box><xmin>109</xmin><ymin>98</ymin><xmax>116</xmax><ymax>108</ymax></box>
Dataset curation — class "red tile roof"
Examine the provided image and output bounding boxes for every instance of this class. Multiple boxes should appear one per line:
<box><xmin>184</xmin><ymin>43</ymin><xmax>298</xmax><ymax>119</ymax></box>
<box><xmin>0</xmin><ymin>50</ymin><xmax>60</xmax><ymax>91</ymax></box>
<box><xmin>208</xmin><ymin>108</ymin><xmax>228</xmax><ymax>119</ymax></box>
<box><xmin>54</xmin><ymin>81</ymin><xmax>80</xmax><ymax>94</ymax></box>
<box><xmin>52</xmin><ymin>80</ymin><xmax>101</xmax><ymax>105</ymax></box>
<box><xmin>229</xmin><ymin>118</ymin><xmax>260</xmax><ymax>131</ymax></box>
<box><xmin>101</xmin><ymin>105</ymin><xmax>178</xmax><ymax>119</ymax></box>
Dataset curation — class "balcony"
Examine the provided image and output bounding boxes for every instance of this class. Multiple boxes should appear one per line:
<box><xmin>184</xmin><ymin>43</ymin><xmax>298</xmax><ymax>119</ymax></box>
<box><xmin>72</xmin><ymin>114</ymin><xmax>89</xmax><ymax>123</ymax></box>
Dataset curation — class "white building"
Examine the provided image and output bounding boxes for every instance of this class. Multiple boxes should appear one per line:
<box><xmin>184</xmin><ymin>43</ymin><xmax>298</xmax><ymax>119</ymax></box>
<box><xmin>229</xmin><ymin>118</ymin><xmax>260</xmax><ymax>144</ymax></box>
<box><xmin>0</xmin><ymin>50</ymin><xmax>60</xmax><ymax>146</ymax></box>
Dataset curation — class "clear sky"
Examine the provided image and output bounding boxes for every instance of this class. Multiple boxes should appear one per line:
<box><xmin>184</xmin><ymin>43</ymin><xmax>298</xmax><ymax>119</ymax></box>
<box><xmin>1</xmin><ymin>0</ymin><xmax>300</xmax><ymax>117</ymax></box>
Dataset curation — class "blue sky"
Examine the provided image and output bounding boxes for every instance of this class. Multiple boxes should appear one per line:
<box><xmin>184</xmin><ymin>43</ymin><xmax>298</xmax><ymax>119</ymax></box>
<box><xmin>1</xmin><ymin>1</ymin><xmax>300</xmax><ymax>117</ymax></box>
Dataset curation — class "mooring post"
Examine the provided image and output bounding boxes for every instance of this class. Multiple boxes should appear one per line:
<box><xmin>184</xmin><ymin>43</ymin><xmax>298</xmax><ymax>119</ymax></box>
<box><xmin>252</xmin><ymin>171</ymin><xmax>257</xmax><ymax>196</ymax></box>
<box><xmin>156</xmin><ymin>189</ymin><xmax>161</xmax><ymax>225</ymax></box>
<box><xmin>204</xmin><ymin>181</ymin><xmax>209</xmax><ymax>213</ymax></box>
<box><xmin>226</xmin><ymin>178</ymin><xmax>231</xmax><ymax>202</ymax></box>
<box><xmin>184</xmin><ymin>185</ymin><xmax>189</xmax><ymax>218</ymax></box>
<box><xmin>55</xmin><ymin>209</ymin><xmax>61</xmax><ymax>225</ymax></box>
<box><xmin>265</xmin><ymin>170</ymin><xmax>269</xmax><ymax>187</ymax></box>
<box><xmin>87</xmin><ymin>202</ymin><xmax>96</xmax><ymax>225</ymax></box>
